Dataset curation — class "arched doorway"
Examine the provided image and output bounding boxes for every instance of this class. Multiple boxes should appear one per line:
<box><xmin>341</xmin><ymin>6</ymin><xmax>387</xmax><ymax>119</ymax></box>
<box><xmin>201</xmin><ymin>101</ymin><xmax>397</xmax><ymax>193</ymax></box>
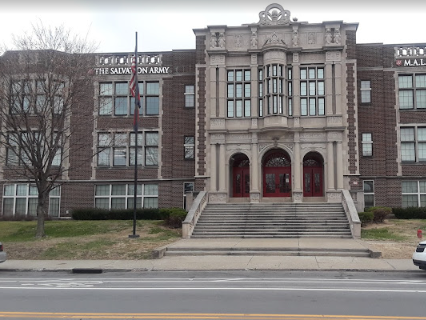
<box><xmin>303</xmin><ymin>152</ymin><xmax>324</xmax><ymax>197</ymax></box>
<box><xmin>232</xmin><ymin>153</ymin><xmax>250</xmax><ymax>198</ymax></box>
<box><xmin>262</xmin><ymin>149</ymin><xmax>291</xmax><ymax>197</ymax></box>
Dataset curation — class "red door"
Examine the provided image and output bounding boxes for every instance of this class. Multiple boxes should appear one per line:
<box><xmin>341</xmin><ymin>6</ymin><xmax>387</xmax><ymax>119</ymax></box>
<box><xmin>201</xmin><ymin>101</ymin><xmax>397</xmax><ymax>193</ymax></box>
<box><xmin>303</xmin><ymin>167</ymin><xmax>323</xmax><ymax>197</ymax></box>
<box><xmin>263</xmin><ymin>167</ymin><xmax>292</xmax><ymax>197</ymax></box>
<box><xmin>233</xmin><ymin>167</ymin><xmax>250</xmax><ymax>197</ymax></box>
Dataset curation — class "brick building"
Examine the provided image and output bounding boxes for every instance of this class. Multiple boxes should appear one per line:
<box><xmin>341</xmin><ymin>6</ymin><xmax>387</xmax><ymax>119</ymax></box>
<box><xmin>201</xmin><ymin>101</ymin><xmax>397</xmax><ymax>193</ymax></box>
<box><xmin>0</xmin><ymin>3</ymin><xmax>425</xmax><ymax>218</ymax></box>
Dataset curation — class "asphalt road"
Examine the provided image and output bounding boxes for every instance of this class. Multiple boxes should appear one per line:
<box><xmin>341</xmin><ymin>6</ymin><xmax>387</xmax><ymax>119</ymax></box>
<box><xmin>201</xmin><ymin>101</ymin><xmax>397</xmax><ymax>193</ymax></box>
<box><xmin>0</xmin><ymin>271</ymin><xmax>426</xmax><ymax>319</ymax></box>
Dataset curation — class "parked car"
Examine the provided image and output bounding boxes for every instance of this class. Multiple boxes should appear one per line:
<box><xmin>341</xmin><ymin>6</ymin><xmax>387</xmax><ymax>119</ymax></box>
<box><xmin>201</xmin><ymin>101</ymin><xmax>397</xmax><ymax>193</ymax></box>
<box><xmin>0</xmin><ymin>242</ymin><xmax>6</xmax><ymax>263</ymax></box>
<box><xmin>413</xmin><ymin>240</ymin><xmax>426</xmax><ymax>270</ymax></box>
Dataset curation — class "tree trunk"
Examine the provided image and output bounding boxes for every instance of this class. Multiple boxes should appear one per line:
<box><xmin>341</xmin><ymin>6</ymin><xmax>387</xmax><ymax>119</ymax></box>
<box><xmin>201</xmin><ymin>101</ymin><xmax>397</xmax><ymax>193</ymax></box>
<box><xmin>36</xmin><ymin>192</ymin><xmax>48</xmax><ymax>238</ymax></box>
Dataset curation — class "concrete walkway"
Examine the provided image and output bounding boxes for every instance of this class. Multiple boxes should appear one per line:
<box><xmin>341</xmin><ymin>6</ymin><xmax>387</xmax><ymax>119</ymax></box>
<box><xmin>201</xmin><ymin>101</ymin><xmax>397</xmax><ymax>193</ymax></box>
<box><xmin>0</xmin><ymin>238</ymin><xmax>419</xmax><ymax>272</ymax></box>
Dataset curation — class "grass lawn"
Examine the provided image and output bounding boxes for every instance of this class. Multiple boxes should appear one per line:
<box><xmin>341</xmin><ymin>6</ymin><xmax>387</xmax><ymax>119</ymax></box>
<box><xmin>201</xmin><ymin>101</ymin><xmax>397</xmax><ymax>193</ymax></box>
<box><xmin>0</xmin><ymin>219</ymin><xmax>181</xmax><ymax>260</ymax></box>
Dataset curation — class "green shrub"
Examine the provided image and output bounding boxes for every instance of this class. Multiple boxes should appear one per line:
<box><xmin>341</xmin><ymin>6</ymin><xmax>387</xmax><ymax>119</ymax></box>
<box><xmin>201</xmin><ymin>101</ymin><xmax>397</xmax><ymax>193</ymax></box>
<box><xmin>367</xmin><ymin>206</ymin><xmax>392</xmax><ymax>223</ymax></box>
<box><xmin>161</xmin><ymin>207</ymin><xmax>188</xmax><ymax>228</ymax></box>
<box><xmin>358</xmin><ymin>211</ymin><xmax>374</xmax><ymax>226</ymax></box>
<box><xmin>393</xmin><ymin>207</ymin><xmax>426</xmax><ymax>219</ymax></box>
<box><xmin>71</xmin><ymin>208</ymin><xmax>162</xmax><ymax>220</ymax></box>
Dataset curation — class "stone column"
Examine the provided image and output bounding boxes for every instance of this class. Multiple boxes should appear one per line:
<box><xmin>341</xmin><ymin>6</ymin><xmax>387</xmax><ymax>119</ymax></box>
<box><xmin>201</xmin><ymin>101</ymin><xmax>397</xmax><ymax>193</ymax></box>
<box><xmin>293</xmin><ymin>132</ymin><xmax>303</xmax><ymax>202</ymax></box>
<box><xmin>219</xmin><ymin>143</ymin><xmax>226</xmax><ymax>192</ymax></box>
<box><xmin>327</xmin><ymin>141</ymin><xmax>334</xmax><ymax>190</ymax></box>
<box><xmin>336</xmin><ymin>141</ymin><xmax>344</xmax><ymax>189</ymax></box>
<box><xmin>210</xmin><ymin>144</ymin><xmax>217</xmax><ymax>191</ymax></box>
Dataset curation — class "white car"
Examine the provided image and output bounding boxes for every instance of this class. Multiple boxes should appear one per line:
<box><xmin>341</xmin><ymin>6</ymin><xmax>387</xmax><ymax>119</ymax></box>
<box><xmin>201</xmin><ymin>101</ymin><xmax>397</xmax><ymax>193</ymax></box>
<box><xmin>0</xmin><ymin>242</ymin><xmax>6</xmax><ymax>263</ymax></box>
<box><xmin>413</xmin><ymin>240</ymin><xmax>426</xmax><ymax>270</ymax></box>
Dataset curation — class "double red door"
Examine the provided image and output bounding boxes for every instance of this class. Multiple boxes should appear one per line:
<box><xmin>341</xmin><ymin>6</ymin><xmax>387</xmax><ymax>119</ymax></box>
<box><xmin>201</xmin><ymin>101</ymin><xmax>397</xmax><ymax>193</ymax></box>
<box><xmin>263</xmin><ymin>167</ymin><xmax>291</xmax><ymax>197</ymax></box>
<box><xmin>233</xmin><ymin>167</ymin><xmax>250</xmax><ymax>197</ymax></box>
<box><xmin>303</xmin><ymin>167</ymin><xmax>323</xmax><ymax>197</ymax></box>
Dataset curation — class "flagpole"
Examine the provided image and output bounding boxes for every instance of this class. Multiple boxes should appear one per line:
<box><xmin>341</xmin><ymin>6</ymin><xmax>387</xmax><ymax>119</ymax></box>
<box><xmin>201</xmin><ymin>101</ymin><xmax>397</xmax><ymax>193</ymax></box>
<box><xmin>129</xmin><ymin>31</ymin><xmax>140</xmax><ymax>238</ymax></box>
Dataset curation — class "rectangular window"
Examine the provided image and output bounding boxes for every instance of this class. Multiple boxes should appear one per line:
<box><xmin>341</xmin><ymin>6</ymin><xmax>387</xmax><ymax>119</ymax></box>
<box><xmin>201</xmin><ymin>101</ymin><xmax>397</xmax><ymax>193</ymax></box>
<box><xmin>299</xmin><ymin>66</ymin><xmax>325</xmax><ymax>116</ymax></box>
<box><xmin>363</xmin><ymin>181</ymin><xmax>374</xmax><ymax>210</ymax></box>
<box><xmin>99</xmin><ymin>81</ymin><xmax>158</xmax><ymax>116</ymax></box>
<box><xmin>9</xmin><ymin>79</ymin><xmax>64</xmax><ymax>115</ymax></box>
<box><xmin>402</xmin><ymin>181</ymin><xmax>426</xmax><ymax>208</ymax></box>
<box><xmin>97</xmin><ymin>131</ymin><xmax>158</xmax><ymax>167</ymax></box>
<box><xmin>2</xmin><ymin>184</ymin><xmax>61</xmax><ymax>217</ymax></box>
<box><xmin>184</xmin><ymin>85</ymin><xmax>195</xmax><ymax>107</ymax></box>
<box><xmin>398</xmin><ymin>74</ymin><xmax>426</xmax><ymax>110</ymax></box>
<box><xmin>227</xmin><ymin>69</ymin><xmax>250</xmax><ymax>118</ymax></box>
<box><xmin>94</xmin><ymin>184</ymin><xmax>158</xmax><ymax>209</ymax></box>
<box><xmin>360</xmin><ymin>80</ymin><xmax>371</xmax><ymax>104</ymax></box>
<box><xmin>184</xmin><ymin>136</ymin><xmax>195</xmax><ymax>159</ymax></box>
<box><xmin>400</xmin><ymin>126</ymin><xmax>426</xmax><ymax>162</ymax></box>
<box><xmin>362</xmin><ymin>133</ymin><xmax>373</xmax><ymax>156</ymax></box>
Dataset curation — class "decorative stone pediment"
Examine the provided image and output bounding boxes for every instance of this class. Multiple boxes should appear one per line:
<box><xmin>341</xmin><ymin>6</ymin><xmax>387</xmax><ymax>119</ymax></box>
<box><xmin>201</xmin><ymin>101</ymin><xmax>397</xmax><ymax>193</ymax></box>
<box><xmin>258</xmin><ymin>3</ymin><xmax>291</xmax><ymax>26</ymax></box>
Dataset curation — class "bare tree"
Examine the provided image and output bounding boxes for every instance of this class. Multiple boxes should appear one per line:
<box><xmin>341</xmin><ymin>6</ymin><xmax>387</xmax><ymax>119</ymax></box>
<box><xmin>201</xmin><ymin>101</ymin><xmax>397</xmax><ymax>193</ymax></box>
<box><xmin>0</xmin><ymin>22</ymin><xmax>98</xmax><ymax>237</ymax></box>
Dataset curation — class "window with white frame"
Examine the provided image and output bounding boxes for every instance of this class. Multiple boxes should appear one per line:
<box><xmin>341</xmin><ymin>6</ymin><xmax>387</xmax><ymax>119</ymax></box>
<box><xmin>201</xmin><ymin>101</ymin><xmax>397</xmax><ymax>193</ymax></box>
<box><xmin>363</xmin><ymin>180</ymin><xmax>374</xmax><ymax>209</ymax></box>
<box><xmin>99</xmin><ymin>81</ymin><xmax>159</xmax><ymax>116</ymax></box>
<box><xmin>287</xmin><ymin>67</ymin><xmax>293</xmax><ymax>116</ymax></box>
<box><xmin>360</xmin><ymin>80</ymin><xmax>371</xmax><ymax>104</ymax></box>
<box><xmin>362</xmin><ymin>133</ymin><xmax>373</xmax><ymax>156</ymax></box>
<box><xmin>227</xmin><ymin>69</ymin><xmax>251</xmax><ymax>118</ymax></box>
<box><xmin>400</xmin><ymin>126</ymin><xmax>426</xmax><ymax>162</ymax></box>
<box><xmin>262</xmin><ymin>64</ymin><xmax>285</xmax><ymax>115</ymax></box>
<box><xmin>300</xmin><ymin>66</ymin><xmax>325</xmax><ymax>116</ymax></box>
<box><xmin>97</xmin><ymin>131</ymin><xmax>158</xmax><ymax>167</ymax></box>
<box><xmin>184</xmin><ymin>85</ymin><xmax>195</xmax><ymax>107</ymax></box>
<box><xmin>184</xmin><ymin>136</ymin><xmax>195</xmax><ymax>159</ymax></box>
<box><xmin>2</xmin><ymin>184</ymin><xmax>61</xmax><ymax>217</ymax></box>
<box><xmin>402</xmin><ymin>181</ymin><xmax>426</xmax><ymax>208</ymax></box>
<box><xmin>398</xmin><ymin>74</ymin><xmax>426</xmax><ymax>110</ymax></box>
<box><xmin>94</xmin><ymin>184</ymin><xmax>158</xmax><ymax>209</ymax></box>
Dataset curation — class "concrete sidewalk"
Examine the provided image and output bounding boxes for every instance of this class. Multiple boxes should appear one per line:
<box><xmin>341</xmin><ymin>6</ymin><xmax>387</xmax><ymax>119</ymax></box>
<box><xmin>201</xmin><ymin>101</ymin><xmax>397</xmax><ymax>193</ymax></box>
<box><xmin>0</xmin><ymin>238</ymin><xmax>420</xmax><ymax>273</ymax></box>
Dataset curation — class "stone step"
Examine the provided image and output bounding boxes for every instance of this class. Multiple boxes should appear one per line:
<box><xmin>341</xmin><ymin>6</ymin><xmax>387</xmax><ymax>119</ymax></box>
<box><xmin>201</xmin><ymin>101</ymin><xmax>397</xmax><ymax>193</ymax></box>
<box><xmin>164</xmin><ymin>248</ymin><xmax>370</xmax><ymax>257</ymax></box>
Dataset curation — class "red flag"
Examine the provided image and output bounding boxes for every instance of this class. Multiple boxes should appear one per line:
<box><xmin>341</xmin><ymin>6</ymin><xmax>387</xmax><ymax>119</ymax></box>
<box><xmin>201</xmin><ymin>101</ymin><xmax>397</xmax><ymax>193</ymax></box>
<box><xmin>130</xmin><ymin>53</ymin><xmax>140</xmax><ymax>131</ymax></box>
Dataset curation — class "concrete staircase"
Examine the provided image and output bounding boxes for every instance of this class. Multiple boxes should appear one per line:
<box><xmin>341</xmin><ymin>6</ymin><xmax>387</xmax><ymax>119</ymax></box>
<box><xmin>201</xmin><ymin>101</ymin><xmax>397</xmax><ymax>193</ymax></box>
<box><xmin>157</xmin><ymin>203</ymin><xmax>374</xmax><ymax>258</ymax></box>
<box><xmin>191</xmin><ymin>203</ymin><xmax>352</xmax><ymax>238</ymax></box>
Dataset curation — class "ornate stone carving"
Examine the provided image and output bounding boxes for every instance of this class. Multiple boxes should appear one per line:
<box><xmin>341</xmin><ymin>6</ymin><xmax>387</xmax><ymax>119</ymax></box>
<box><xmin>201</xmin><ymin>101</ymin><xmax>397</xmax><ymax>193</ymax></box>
<box><xmin>300</xmin><ymin>133</ymin><xmax>326</xmax><ymax>141</ymax></box>
<box><xmin>264</xmin><ymin>32</ymin><xmax>286</xmax><ymax>47</ymax></box>
<box><xmin>327</xmin><ymin>132</ymin><xmax>342</xmax><ymax>141</ymax></box>
<box><xmin>251</xmin><ymin>54</ymin><xmax>257</xmax><ymax>65</ymax></box>
<box><xmin>210</xmin><ymin>118</ymin><xmax>225</xmax><ymax>128</ymax></box>
<box><xmin>307</xmin><ymin>32</ymin><xmax>316</xmax><ymax>44</ymax></box>
<box><xmin>334</xmin><ymin>28</ymin><xmax>341</xmax><ymax>45</ymax></box>
<box><xmin>210</xmin><ymin>32</ymin><xmax>218</xmax><ymax>49</ymax></box>
<box><xmin>235</xmin><ymin>35</ymin><xmax>243</xmax><ymax>48</ymax></box>
<box><xmin>230</xmin><ymin>134</ymin><xmax>251</xmax><ymax>141</ymax></box>
<box><xmin>327</xmin><ymin>192</ymin><xmax>342</xmax><ymax>202</ymax></box>
<box><xmin>259</xmin><ymin>143</ymin><xmax>271</xmax><ymax>153</ymax></box>
<box><xmin>210</xmin><ymin>133</ymin><xmax>225</xmax><ymax>142</ymax></box>
<box><xmin>293</xmin><ymin>53</ymin><xmax>299</xmax><ymax>63</ymax></box>
<box><xmin>258</xmin><ymin>4</ymin><xmax>291</xmax><ymax>26</ymax></box>
<box><xmin>325</xmin><ymin>28</ymin><xmax>332</xmax><ymax>45</ymax></box>
<box><xmin>301</xmin><ymin>143</ymin><xmax>326</xmax><ymax>150</ymax></box>
<box><xmin>282</xmin><ymin>143</ymin><xmax>294</xmax><ymax>151</ymax></box>
<box><xmin>250</xmin><ymin>192</ymin><xmax>260</xmax><ymax>203</ymax></box>
<box><xmin>326</xmin><ymin>51</ymin><xmax>341</xmax><ymax>62</ymax></box>
<box><xmin>209</xmin><ymin>193</ymin><xmax>227</xmax><ymax>203</ymax></box>
<box><xmin>251</xmin><ymin>31</ymin><xmax>258</xmax><ymax>48</ymax></box>
<box><xmin>292</xmin><ymin>26</ymin><xmax>299</xmax><ymax>47</ymax></box>
<box><xmin>210</xmin><ymin>55</ymin><xmax>225</xmax><ymax>65</ymax></box>
<box><xmin>293</xmin><ymin>192</ymin><xmax>303</xmax><ymax>201</ymax></box>
<box><xmin>218</xmin><ymin>33</ymin><xmax>226</xmax><ymax>48</ymax></box>
<box><xmin>227</xmin><ymin>144</ymin><xmax>251</xmax><ymax>151</ymax></box>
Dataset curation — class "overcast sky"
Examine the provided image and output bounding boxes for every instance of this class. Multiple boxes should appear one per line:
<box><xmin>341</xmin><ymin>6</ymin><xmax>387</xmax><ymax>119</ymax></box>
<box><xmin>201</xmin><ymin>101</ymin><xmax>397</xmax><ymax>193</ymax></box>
<box><xmin>1</xmin><ymin>0</ymin><xmax>425</xmax><ymax>54</ymax></box>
